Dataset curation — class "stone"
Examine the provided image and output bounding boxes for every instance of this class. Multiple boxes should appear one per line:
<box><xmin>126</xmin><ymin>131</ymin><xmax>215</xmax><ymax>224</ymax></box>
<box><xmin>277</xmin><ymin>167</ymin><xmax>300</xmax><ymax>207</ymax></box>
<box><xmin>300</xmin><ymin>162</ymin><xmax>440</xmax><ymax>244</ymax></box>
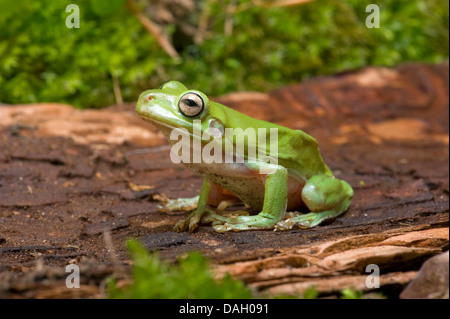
<box><xmin>400</xmin><ymin>251</ymin><xmax>449</xmax><ymax>299</ymax></box>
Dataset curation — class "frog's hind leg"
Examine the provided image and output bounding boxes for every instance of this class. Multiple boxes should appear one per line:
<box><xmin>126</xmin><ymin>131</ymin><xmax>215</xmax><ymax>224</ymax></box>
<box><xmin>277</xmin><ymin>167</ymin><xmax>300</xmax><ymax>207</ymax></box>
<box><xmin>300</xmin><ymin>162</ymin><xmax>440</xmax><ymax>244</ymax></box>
<box><xmin>276</xmin><ymin>175</ymin><xmax>353</xmax><ymax>230</ymax></box>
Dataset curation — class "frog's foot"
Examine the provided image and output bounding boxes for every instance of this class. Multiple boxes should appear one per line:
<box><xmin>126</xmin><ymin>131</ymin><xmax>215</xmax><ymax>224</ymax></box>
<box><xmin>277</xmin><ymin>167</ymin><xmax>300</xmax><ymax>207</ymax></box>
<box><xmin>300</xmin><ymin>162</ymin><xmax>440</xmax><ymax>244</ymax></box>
<box><xmin>275</xmin><ymin>200</ymin><xmax>354</xmax><ymax>230</ymax></box>
<box><xmin>173</xmin><ymin>214</ymin><xmax>197</xmax><ymax>233</ymax></box>
<box><xmin>173</xmin><ymin>205</ymin><xmax>204</xmax><ymax>232</ymax></box>
<box><xmin>274</xmin><ymin>210</ymin><xmax>335</xmax><ymax>230</ymax></box>
<box><xmin>173</xmin><ymin>206</ymin><xmax>228</xmax><ymax>232</ymax></box>
<box><xmin>200</xmin><ymin>209</ymin><xmax>245</xmax><ymax>224</ymax></box>
<box><xmin>174</xmin><ymin>218</ymin><xmax>190</xmax><ymax>232</ymax></box>
<box><xmin>273</xmin><ymin>175</ymin><xmax>354</xmax><ymax>231</ymax></box>
<box><xmin>212</xmin><ymin>164</ymin><xmax>290</xmax><ymax>232</ymax></box>
<box><xmin>157</xmin><ymin>196</ymin><xmax>199</xmax><ymax>212</ymax></box>
<box><xmin>213</xmin><ymin>215</ymin><xmax>277</xmax><ymax>232</ymax></box>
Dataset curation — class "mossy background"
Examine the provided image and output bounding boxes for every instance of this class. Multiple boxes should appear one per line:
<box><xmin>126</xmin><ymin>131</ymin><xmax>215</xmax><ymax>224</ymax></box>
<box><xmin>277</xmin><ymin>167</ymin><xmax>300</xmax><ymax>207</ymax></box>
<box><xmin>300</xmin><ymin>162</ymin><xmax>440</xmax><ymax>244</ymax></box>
<box><xmin>0</xmin><ymin>0</ymin><xmax>448</xmax><ymax>108</ymax></box>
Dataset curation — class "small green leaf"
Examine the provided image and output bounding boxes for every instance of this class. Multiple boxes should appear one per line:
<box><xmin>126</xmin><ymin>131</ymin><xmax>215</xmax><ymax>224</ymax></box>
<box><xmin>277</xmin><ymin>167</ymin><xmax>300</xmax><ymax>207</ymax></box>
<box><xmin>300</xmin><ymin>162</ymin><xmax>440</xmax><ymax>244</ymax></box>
<box><xmin>303</xmin><ymin>286</ymin><xmax>319</xmax><ymax>299</ymax></box>
<box><xmin>341</xmin><ymin>288</ymin><xmax>364</xmax><ymax>299</ymax></box>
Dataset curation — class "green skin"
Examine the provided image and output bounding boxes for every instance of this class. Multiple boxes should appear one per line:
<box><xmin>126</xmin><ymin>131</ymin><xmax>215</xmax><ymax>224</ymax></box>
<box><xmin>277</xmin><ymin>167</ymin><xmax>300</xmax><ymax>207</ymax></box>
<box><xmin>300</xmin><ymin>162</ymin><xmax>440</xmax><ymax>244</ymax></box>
<box><xmin>136</xmin><ymin>81</ymin><xmax>353</xmax><ymax>232</ymax></box>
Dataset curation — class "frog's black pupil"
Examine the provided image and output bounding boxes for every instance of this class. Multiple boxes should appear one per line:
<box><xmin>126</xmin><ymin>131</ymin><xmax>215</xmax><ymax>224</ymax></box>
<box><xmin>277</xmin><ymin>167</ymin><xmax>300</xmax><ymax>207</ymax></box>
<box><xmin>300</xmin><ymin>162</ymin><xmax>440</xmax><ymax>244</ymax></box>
<box><xmin>184</xmin><ymin>98</ymin><xmax>197</xmax><ymax>107</ymax></box>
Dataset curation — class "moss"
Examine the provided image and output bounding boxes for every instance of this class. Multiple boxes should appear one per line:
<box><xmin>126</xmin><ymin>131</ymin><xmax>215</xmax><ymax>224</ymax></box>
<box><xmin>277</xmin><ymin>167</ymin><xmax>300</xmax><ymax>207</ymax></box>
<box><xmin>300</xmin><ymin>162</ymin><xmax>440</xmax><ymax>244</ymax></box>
<box><xmin>108</xmin><ymin>239</ymin><xmax>253</xmax><ymax>299</ymax></box>
<box><xmin>0</xmin><ymin>0</ymin><xmax>448</xmax><ymax>108</ymax></box>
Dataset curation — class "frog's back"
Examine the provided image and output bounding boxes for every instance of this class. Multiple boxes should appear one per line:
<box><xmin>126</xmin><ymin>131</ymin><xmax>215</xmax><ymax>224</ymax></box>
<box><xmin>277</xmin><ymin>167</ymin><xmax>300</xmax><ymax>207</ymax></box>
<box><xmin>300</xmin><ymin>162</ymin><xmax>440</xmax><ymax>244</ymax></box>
<box><xmin>211</xmin><ymin>102</ymin><xmax>332</xmax><ymax>180</ymax></box>
<box><xmin>276</xmin><ymin>128</ymin><xmax>333</xmax><ymax>180</ymax></box>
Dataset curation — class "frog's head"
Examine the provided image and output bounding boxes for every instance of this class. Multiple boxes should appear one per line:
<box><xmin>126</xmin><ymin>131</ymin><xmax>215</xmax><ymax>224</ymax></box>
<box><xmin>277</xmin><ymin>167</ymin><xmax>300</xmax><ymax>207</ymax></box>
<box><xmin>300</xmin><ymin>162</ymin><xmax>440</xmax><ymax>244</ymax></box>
<box><xmin>136</xmin><ymin>81</ymin><xmax>215</xmax><ymax>137</ymax></box>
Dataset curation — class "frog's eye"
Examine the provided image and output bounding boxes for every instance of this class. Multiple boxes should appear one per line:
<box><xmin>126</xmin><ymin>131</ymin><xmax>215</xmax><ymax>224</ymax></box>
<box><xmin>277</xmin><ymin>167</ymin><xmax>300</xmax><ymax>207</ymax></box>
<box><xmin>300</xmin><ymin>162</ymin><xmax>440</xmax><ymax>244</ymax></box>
<box><xmin>178</xmin><ymin>92</ymin><xmax>204</xmax><ymax>117</ymax></box>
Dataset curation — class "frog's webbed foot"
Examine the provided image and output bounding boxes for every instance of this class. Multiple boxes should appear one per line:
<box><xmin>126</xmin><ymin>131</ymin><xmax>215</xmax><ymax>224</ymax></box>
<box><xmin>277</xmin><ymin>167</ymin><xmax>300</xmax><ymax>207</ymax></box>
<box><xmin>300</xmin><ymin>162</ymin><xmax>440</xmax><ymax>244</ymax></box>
<box><xmin>173</xmin><ymin>208</ymin><xmax>237</xmax><ymax>232</ymax></box>
<box><xmin>173</xmin><ymin>206</ymin><xmax>206</xmax><ymax>232</ymax></box>
<box><xmin>274</xmin><ymin>211</ymin><xmax>330</xmax><ymax>231</ymax></box>
<box><xmin>157</xmin><ymin>196</ymin><xmax>199</xmax><ymax>212</ymax></box>
<box><xmin>201</xmin><ymin>209</ymin><xmax>249</xmax><ymax>224</ymax></box>
<box><xmin>213</xmin><ymin>215</ymin><xmax>277</xmax><ymax>232</ymax></box>
<box><xmin>156</xmin><ymin>196</ymin><xmax>202</xmax><ymax>232</ymax></box>
<box><xmin>173</xmin><ymin>212</ymin><xmax>198</xmax><ymax>232</ymax></box>
<box><xmin>173</xmin><ymin>201</ymin><xmax>248</xmax><ymax>232</ymax></box>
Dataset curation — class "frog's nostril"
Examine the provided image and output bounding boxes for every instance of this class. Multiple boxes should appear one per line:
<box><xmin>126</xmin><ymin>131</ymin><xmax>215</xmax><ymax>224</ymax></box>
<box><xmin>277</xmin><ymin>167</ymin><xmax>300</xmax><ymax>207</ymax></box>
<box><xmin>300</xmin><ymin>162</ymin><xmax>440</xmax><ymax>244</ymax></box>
<box><xmin>148</xmin><ymin>95</ymin><xmax>155</xmax><ymax>101</ymax></box>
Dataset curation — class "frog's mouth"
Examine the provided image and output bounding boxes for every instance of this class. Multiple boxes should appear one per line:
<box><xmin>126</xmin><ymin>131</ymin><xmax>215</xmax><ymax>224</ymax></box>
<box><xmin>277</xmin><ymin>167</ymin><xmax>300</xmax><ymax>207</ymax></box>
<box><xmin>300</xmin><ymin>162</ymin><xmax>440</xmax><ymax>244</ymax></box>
<box><xmin>139</xmin><ymin>115</ymin><xmax>178</xmax><ymax>131</ymax></box>
<box><xmin>138</xmin><ymin>115</ymin><xmax>205</xmax><ymax>144</ymax></box>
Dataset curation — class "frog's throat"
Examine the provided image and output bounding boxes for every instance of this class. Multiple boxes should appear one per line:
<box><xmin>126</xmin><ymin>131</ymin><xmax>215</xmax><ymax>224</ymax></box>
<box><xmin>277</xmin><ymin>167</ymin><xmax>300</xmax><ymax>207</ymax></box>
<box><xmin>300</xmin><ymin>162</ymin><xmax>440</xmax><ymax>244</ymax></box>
<box><xmin>139</xmin><ymin>115</ymin><xmax>203</xmax><ymax>142</ymax></box>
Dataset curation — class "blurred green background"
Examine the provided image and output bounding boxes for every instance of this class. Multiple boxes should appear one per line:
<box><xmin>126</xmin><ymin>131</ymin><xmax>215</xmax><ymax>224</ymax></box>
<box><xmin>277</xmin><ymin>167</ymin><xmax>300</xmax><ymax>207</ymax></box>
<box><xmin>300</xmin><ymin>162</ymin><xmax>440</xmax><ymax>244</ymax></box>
<box><xmin>0</xmin><ymin>0</ymin><xmax>448</xmax><ymax>108</ymax></box>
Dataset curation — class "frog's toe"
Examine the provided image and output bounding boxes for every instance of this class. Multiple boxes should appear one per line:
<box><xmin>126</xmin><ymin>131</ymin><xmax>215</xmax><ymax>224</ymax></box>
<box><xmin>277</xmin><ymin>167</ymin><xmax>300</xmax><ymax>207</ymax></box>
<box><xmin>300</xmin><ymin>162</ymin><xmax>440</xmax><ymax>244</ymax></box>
<box><xmin>200</xmin><ymin>209</ymin><xmax>229</xmax><ymax>224</ymax></box>
<box><xmin>188</xmin><ymin>214</ymin><xmax>203</xmax><ymax>232</ymax></box>
<box><xmin>212</xmin><ymin>215</ymin><xmax>277</xmax><ymax>232</ymax></box>
<box><xmin>292</xmin><ymin>214</ymin><xmax>316</xmax><ymax>228</ymax></box>
<box><xmin>162</xmin><ymin>196</ymin><xmax>200</xmax><ymax>212</ymax></box>
<box><xmin>212</xmin><ymin>222</ymin><xmax>256</xmax><ymax>232</ymax></box>
<box><xmin>173</xmin><ymin>218</ymin><xmax>189</xmax><ymax>232</ymax></box>
<box><xmin>281</xmin><ymin>212</ymin><xmax>331</xmax><ymax>229</ymax></box>
<box><xmin>225</xmin><ymin>215</ymin><xmax>272</xmax><ymax>225</ymax></box>
<box><xmin>173</xmin><ymin>216</ymin><xmax>202</xmax><ymax>232</ymax></box>
<box><xmin>274</xmin><ymin>219</ymin><xmax>295</xmax><ymax>231</ymax></box>
<box><xmin>212</xmin><ymin>223</ymin><xmax>234</xmax><ymax>233</ymax></box>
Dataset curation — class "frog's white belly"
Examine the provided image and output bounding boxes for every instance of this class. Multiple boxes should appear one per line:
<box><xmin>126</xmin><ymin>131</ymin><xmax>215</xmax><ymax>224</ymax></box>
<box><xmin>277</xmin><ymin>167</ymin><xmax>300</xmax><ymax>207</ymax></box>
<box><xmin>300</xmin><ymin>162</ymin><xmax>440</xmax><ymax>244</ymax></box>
<box><xmin>184</xmin><ymin>161</ymin><xmax>305</xmax><ymax>211</ymax></box>
<box><xmin>160</xmin><ymin>126</ymin><xmax>305</xmax><ymax>210</ymax></box>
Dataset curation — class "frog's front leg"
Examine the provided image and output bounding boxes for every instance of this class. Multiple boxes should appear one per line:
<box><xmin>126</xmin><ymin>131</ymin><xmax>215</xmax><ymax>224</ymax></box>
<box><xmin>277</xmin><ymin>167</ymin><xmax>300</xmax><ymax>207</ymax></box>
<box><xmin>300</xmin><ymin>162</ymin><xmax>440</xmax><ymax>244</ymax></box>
<box><xmin>213</xmin><ymin>164</ymin><xmax>288</xmax><ymax>232</ymax></box>
<box><xmin>173</xmin><ymin>180</ymin><xmax>211</xmax><ymax>232</ymax></box>
<box><xmin>172</xmin><ymin>180</ymin><xmax>244</xmax><ymax>232</ymax></box>
<box><xmin>275</xmin><ymin>175</ymin><xmax>353</xmax><ymax>230</ymax></box>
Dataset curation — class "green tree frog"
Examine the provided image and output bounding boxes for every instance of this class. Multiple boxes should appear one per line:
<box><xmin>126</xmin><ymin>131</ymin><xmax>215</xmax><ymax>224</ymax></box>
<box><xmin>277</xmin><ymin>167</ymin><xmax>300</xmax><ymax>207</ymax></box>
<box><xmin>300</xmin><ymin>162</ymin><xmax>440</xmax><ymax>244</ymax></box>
<box><xmin>136</xmin><ymin>81</ymin><xmax>353</xmax><ymax>232</ymax></box>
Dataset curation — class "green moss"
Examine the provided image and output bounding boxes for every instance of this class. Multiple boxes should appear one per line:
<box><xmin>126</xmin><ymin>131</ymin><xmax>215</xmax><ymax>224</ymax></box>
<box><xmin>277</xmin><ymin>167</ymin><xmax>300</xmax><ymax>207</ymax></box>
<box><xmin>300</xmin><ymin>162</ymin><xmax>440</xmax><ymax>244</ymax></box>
<box><xmin>108</xmin><ymin>239</ymin><xmax>253</xmax><ymax>299</ymax></box>
<box><xmin>0</xmin><ymin>0</ymin><xmax>448</xmax><ymax>108</ymax></box>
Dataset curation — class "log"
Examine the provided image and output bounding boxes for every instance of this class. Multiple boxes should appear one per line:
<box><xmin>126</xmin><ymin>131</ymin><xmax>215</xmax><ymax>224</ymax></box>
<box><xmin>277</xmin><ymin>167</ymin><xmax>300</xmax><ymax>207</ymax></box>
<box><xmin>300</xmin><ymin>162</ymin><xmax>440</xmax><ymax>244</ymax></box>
<box><xmin>0</xmin><ymin>62</ymin><xmax>448</xmax><ymax>298</ymax></box>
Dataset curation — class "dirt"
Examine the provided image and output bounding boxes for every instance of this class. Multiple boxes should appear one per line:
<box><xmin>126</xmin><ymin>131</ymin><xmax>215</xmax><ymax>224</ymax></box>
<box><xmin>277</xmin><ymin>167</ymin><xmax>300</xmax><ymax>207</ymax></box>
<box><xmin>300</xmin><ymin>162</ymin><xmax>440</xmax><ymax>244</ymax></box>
<box><xmin>0</xmin><ymin>62</ymin><xmax>448</xmax><ymax>298</ymax></box>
